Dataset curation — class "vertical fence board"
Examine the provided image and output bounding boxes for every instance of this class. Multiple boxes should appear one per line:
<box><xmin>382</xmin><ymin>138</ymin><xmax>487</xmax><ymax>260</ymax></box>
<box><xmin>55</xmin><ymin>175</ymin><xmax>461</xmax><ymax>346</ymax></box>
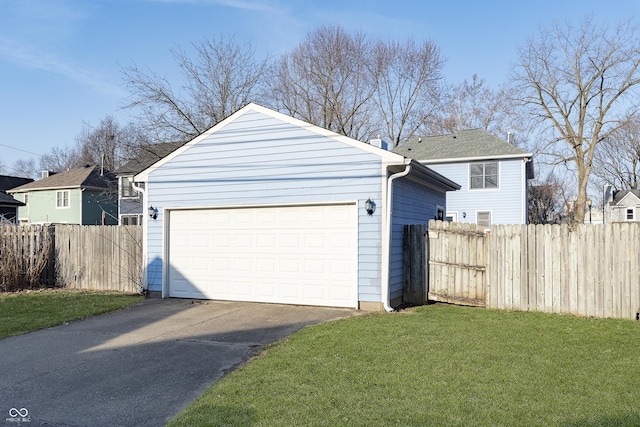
<box><xmin>426</xmin><ymin>221</ymin><xmax>640</xmax><ymax>320</ymax></box>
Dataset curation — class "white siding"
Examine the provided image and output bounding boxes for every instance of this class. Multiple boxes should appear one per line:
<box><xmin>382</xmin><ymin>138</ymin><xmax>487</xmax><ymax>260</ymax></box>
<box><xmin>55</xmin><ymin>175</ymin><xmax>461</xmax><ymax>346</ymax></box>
<box><xmin>390</xmin><ymin>177</ymin><xmax>447</xmax><ymax>301</ymax></box>
<box><xmin>427</xmin><ymin>158</ymin><xmax>527</xmax><ymax>225</ymax></box>
<box><xmin>145</xmin><ymin>110</ymin><xmax>384</xmax><ymax>303</ymax></box>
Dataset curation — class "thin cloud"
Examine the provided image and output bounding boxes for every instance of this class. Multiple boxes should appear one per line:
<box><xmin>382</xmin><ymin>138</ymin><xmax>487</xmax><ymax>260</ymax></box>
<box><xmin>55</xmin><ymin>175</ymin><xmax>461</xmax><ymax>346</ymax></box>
<box><xmin>147</xmin><ymin>0</ymin><xmax>280</xmax><ymax>13</ymax></box>
<box><xmin>0</xmin><ymin>37</ymin><xmax>126</xmax><ymax>97</ymax></box>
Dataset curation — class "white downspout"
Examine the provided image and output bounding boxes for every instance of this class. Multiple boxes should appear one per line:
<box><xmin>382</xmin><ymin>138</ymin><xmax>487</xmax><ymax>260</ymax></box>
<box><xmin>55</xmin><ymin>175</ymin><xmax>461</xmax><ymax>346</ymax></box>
<box><xmin>130</xmin><ymin>178</ymin><xmax>148</xmax><ymax>294</ymax></box>
<box><xmin>381</xmin><ymin>163</ymin><xmax>412</xmax><ymax>312</ymax></box>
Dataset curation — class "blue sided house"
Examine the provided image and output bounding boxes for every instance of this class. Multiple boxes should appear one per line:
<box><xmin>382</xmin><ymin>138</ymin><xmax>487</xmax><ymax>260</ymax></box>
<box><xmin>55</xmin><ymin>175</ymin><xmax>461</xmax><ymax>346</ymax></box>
<box><xmin>134</xmin><ymin>103</ymin><xmax>459</xmax><ymax>310</ymax></box>
<box><xmin>394</xmin><ymin>129</ymin><xmax>534</xmax><ymax>226</ymax></box>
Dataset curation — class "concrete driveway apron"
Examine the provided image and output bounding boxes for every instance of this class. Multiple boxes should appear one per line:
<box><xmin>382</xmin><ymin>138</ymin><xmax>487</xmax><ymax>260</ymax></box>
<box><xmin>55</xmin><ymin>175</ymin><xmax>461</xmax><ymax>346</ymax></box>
<box><xmin>0</xmin><ymin>299</ymin><xmax>357</xmax><ymax>427</ymax></box>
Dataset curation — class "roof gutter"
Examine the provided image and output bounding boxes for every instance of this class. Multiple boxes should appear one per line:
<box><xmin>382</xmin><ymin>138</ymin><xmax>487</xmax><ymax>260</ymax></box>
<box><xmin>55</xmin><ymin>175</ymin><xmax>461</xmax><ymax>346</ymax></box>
<box><xmin>381</xmin><ymin>161</ymin><xmax>412</xmax><ymax>312</ymax></box>
<box><xmin>419</xmin><ymin>152</ymin><xmax>534</xmax><ymax>164</ymax></box>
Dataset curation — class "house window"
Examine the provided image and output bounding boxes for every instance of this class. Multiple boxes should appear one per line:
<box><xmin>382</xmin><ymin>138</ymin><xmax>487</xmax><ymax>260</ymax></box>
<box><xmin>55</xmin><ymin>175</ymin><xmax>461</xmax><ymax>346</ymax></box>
<box><xmin>477</xmin><ymin>211</ymin><xmax>491</xmax><ymax>227</ymax></box>
<box><xmin>626</xmin><ymin>208</ymin><xmax>634</xmax><ymax>221</ymax></box>
<box><xmin>121</xmin><ymin>215</ymin><xmax>143</xmax><ymax>225</ymax></box>
<box><xmin>56</xmin><ymin>190</ymin><xmax>69</xmax><ymax>208</ymax></box>
<box><xmin>446</xmin><ymin>212</ymin><xmax>458</xmax><ymax>222</ymax></box>
<box><xmin>470</xmin><ymin>162</ymin><xmax>498</xmax><ymax>189</ymax></box>
<box><xmin>120</xmin><ymin>176</ymin><xmax>139</xmax><ymax>198</ymax></box>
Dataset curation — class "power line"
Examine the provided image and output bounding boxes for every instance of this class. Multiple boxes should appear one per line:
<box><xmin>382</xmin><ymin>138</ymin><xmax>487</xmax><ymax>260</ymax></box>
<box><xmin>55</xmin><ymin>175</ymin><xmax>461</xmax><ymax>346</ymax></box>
<box><xmin>0</xmin><ymin>142</ymin><xmax>43</xmax><ymax>157</ymax></box>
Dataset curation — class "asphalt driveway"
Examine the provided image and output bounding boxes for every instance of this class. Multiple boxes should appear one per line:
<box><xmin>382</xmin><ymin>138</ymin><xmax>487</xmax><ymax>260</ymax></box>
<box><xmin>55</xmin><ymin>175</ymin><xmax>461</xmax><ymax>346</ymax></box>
<box><xmin>0</xmin><ymin>299</ymin><xmax>358</xmax><ymax>426</ymax></box>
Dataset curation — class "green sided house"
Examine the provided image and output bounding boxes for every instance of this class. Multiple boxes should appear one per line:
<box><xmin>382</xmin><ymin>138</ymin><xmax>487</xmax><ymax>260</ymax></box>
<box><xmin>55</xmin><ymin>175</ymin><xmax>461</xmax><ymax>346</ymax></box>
<box><xmin>8</xmin><ymin>165</ymin><xmax>118</xmax><ymax>225</ymax></box>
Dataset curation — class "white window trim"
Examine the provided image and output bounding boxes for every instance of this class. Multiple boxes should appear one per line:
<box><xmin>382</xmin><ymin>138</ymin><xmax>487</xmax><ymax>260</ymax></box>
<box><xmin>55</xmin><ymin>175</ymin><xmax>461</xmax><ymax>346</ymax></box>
<box><xmin>469</xmin><ymin>161</ymin><xmax>500</xmax><ymax>191</ymax></box>
<box><xmin>120</xmin><ymin>214</ymin><xmax>143</xmax><ymax>226</ymax></box>
<box><xmin>477</xmin><ymin>210</ymin><xmax>492</xmax><ymax>228</ymax></box>
<box><xmin>626</xmin><ymin>208</ymin><xmax>635</xmax><ymax>221</ymax></box>
<box><xmin>56</xmin><ymin>190</ymin><xmax>70</xmax><ymax>209</ymax></box>
<box><xmin>446</xmin><ymin>211</ymin><xmax>458</xmax><ymax>222</ymax></box>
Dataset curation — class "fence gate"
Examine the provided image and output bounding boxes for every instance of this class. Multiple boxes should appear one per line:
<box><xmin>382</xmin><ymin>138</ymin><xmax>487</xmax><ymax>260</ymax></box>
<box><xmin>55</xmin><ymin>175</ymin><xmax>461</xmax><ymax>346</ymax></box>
<box><xmin>427</xmin><ymin>220</ymin><xmax>487</xmax><ymax>307</ymax></box>
<box><xmin>403</xmin><ymin>224</ymin><xmax>427</xmax><ymax>305</ymax></box>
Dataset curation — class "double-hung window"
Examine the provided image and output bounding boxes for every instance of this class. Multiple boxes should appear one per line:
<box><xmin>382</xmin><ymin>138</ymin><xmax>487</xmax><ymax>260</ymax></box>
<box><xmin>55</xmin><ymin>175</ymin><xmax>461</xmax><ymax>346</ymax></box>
<box><xmin>470</xmin><ymin>162</ymin><xmax>498</xmax><ymax>189</ymax></box>
<box><xmin>56</xmin><ymin>190</ymin><xmax>69</xmax><ymax>208</ymax></box>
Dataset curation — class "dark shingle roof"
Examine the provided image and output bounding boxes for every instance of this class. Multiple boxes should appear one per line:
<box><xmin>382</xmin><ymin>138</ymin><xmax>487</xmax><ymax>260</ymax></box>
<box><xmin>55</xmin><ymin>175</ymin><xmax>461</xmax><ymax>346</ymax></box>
<box><xmin>0</xmin><ymin>191</ymin><xmax>24</xmax><ymax>206</ymax></box>
<box><xmin>0</xmin><ymin>175</ymin><xmax>33</xmax><ymax>191</ymax></box>
<box><xmin>611</xmin><ymin>189</ymin><xmax>640</xmax><ymax>205</ymax></box>
<box><xmin>393</xmin><ymin>129</ymin><xmax>531</xmax><ymax>162</ymax></box>
<box><xmin>7</xmin><ymin>165</ymin><xmax>116</xmax><ymax>192</ymax></box>
<box><xmin>116</xmin><ymin>142</ymin><xmax>186</xmax><ymax>175</ymax></box>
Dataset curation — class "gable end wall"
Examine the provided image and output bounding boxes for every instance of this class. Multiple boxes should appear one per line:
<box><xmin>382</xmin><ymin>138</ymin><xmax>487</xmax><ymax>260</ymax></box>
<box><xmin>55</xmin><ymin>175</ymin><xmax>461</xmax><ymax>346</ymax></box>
<box><xmin>144</xmin><ymin>110</ymin><xmax>386</xmax><ymax>304</ymax></box>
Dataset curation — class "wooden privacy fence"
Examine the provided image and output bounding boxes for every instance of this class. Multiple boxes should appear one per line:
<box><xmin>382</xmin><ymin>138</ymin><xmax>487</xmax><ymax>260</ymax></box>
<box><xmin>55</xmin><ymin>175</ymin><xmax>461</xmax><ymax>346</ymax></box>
<box><xmin>424</xmin><ymin>220</ymin><xmax>640</xmax><ymax>320</ymax></box>
<box><xmin>55</xmin><ymin>225</ymin><xmax>143</xmax><ymax>292</ymax></box>
<box><xmin>0</xmin><ymin>225</ymin><xmax>143</xmax><ymax>293</ymax></box>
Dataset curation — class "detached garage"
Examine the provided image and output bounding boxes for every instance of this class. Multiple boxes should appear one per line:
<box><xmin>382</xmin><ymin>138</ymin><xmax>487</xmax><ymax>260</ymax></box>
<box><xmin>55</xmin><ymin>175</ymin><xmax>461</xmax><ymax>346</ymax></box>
<box><xmin>135</xmin><ymin>103</ymin><xmax>459</xmax><ymax>310</ymax></box>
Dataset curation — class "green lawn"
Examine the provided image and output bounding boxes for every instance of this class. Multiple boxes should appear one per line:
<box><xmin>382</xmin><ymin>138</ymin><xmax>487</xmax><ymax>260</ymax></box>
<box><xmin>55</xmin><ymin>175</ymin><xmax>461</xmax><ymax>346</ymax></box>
<box><xmin>0</xmin><ymin>290</ymin><xmax>145</xmax><ymax>338</ymax></box>
<box><xmin>169</xmin><ymin>304</ymin><xmax>640</xmax><ymax>427</ymax></box>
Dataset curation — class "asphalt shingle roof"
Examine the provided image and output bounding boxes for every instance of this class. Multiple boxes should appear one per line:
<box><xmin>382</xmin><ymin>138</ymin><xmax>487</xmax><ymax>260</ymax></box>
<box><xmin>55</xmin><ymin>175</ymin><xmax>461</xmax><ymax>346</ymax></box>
<box><xmin>0</xmin><ymin>191</ymin><xmax>24</xmax><ymax>206</ymax></box>
<box><xmin>7</xmin><ymin>165</ymin><xmax>116</xmax><ymax>192</ymax></box>
<box><xmin>0</xmin><ymin>175</ymin><xmax>33</xmax><ymax>191</ymax></box>
<box><xmin>393</xmin><ymin>129</ymin><xmax>531</xmax><ymax>162</ymax></box>
<box><xmin>611</xmin><ymin>189</ymin><xmax>640</xmax><ymax>205</ymax></box>
<box><xmin>116</xmin><ymin>142</ymin><xmax>186</xmax><ymax>175</ymax></box>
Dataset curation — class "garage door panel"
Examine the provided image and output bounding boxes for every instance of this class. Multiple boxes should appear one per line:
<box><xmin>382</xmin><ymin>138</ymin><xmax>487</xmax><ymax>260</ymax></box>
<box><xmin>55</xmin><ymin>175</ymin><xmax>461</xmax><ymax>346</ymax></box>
<box><xmin>168</xmin><ymin>204</ymin><xmax>357</xmax><ymax>307</ymax></box>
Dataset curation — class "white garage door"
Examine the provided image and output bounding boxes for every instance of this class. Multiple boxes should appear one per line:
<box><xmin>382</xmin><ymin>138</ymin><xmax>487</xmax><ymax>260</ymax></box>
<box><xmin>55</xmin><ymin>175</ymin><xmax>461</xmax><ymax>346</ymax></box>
<box><xmin>167</xmin><ymin>204</ymin><xmax>358</xmax><ymax>308</ymax></box>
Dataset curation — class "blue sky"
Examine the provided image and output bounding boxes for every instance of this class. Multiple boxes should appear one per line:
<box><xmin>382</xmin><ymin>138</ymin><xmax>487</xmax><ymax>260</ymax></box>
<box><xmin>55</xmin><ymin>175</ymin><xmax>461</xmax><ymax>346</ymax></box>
<box><xmin>1</xmin><ymin>0</ymin><xmax>638</xmax><ymax>170</ymax></box>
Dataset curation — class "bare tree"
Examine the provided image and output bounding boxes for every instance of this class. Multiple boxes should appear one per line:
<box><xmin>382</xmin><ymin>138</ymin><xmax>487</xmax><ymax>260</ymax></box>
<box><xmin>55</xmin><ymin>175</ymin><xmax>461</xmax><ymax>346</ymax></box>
<box><xmin>592</xmin><ymin>117</ymin><xmax>640</xmax><ymax>190</ymax></box>
<box><xmin>0</xmin><ymin>159</ymin><xmax>6</xmax><ymax>175</ymax></box>
<box><xmin>123</xmin><ymin>34</ymin><xmax>270</xmax><ymax>142</ymax></box>
<box><xmin>270</xmin><ymin>26</ymin><xmax>375</xmax><ymax>141</ymax></box>
<box><xmin>371</xmin><ymin>38</ymin><xmax>445</xmax><ymax>147</ymax></box>
<box><xmin>76</xmin><ymin>116</ymin><xmax>149</xmax><ymax>171</ymax></box>
<box><xmin>39</xmin><ymin>145</ymin><xmax>81</xmax><ymax>172</ymax></box>
<box><xmin>528</xmin><ymin>173</ymin><xmax>564</xmax><ymax>224</ymax></box>
<box><xmin>511</xmin><ymin>17</ymin><xmax>640</xmax><ymax>223</ymax></box>
<box><xmin>432</xmin><ymin>75</ymin><xmax>526</xmax><ymax>144</ymax></box>
<box><xmin>11</xmin><ymin>158</ymin><xmax>38</xmax><ymax>180</ymax></box>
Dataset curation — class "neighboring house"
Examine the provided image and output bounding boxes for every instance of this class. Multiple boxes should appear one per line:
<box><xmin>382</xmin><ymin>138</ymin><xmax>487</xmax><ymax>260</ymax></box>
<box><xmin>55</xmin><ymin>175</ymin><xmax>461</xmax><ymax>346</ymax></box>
<box><xmin>116</xmin><ymin>142</ymin><xmax>185</xmax><ymax>225</ymax></box>
<box><xmin>7</xmin><ymin>165</ymin><xmax>118</xmax><ymax>225</ymax></box>
<box><xmin>0</xmin><ymin>175</ymin><xmax>33</xmax><ymax>223</ymax></box>
<box><xmin>604</xmin><ymin>186</ymin><xmax>640</xmax><ymax>223</ymax></box>
<box><xmin>393</xmin><ymin>129</ymin><xmax>534</xmax><ymax>226</ymax></box>
<box><xmin>133</xmin><ymin>103</ymin><xmax>460</xmax><ymax>310</ymax></box>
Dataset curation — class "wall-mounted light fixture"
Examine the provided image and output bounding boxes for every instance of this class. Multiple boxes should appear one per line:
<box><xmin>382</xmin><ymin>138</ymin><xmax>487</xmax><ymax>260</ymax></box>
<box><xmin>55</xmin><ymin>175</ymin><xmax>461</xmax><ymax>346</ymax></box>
<box><xmin>365</xmin><ymin>198</ymin><xmax>375</xmax><ymax>216</ymax></box>
<box><xmin>148</xmin><ymin>206</ymin><xmax>158</xmax><ymax>220</ymax></box>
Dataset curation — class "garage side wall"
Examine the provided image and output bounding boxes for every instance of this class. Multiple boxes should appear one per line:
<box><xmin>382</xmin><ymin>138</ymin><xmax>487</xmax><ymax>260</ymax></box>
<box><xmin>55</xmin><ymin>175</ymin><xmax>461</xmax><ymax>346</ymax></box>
<box><xmin>144</xmin><ymin>110</ymin><xmax>384</xmax><ymax>304</ymax></box>
<box><xmin>390</xmin><ymin>177</ymin><xmax>447</xmax><ymax>303</ymax></box>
